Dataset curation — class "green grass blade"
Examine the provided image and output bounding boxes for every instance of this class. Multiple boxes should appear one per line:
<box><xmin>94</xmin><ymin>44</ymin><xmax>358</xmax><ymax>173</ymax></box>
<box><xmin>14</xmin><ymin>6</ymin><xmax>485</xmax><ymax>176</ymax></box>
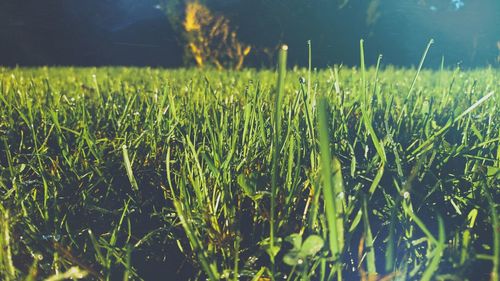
<box><xmin>270</xmin><ymin>44</ymin><xmax>288</xmax><ymax>263</ymax></box>
<box><xmin>362</xmin><ymin>197</ymin><xmax>377</xmax><ymax>275</ymax></box>
<box><xmin>317</xmin><ymin>97</ymin><xmax>341</xmax><ymax>260</ymax></box>
<box><xmin>420</xmin><ymin>216</ymin><xmax>445</xmax><ymax>281</ymax></box>
<box><xmin>122</xmin><ymin>145</ymin><xmax>139</xmax><ymax>192</ymax></box>
<box><xmin>406</xmin><ymin>39</ymin><xmax>434</xmax><ymax>101</ymax></box>
<box><xmin>0</xmin><ymin>207</ymin><xmax>16</xmax><ymax>280</ymax></box>
<box><xmin>411</xmin><ymin>91</ymin><xmax>494</xmax><ymax>157</ymax></box>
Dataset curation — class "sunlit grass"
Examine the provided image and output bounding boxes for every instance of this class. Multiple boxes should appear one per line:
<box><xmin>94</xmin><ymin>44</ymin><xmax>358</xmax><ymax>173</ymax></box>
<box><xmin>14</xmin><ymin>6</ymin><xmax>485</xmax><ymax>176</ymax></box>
<box><xmin>0</xmin><ymin>60</ymin><xmax>498</xmax><ymax>280</ymax></box>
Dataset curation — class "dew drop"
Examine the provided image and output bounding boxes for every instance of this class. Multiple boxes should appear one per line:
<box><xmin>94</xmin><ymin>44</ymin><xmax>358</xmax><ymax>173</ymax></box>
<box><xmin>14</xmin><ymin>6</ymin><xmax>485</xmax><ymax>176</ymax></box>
<box><xmin>403</xmin><ymin>191</ymin><xmax>410</xmax><ymax>199</ymax></box>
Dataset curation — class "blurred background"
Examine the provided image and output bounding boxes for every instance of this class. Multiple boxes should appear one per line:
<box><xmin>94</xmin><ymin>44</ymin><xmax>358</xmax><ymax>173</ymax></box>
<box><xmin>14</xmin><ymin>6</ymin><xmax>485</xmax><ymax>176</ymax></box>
<box><xmin>1</xmin><ymin>0</ymin><xmax>499</xmax><ymax>68</ymax></box>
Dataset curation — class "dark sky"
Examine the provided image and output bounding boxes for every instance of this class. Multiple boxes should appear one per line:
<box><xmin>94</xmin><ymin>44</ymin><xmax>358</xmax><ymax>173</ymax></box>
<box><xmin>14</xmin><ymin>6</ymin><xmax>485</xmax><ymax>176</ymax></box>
<box><xmin>0</xmin><ymin>0</ymin><xmax>182</xmax><ymax>67</ymax></box>
<box><xmin>0</xmin><ymin>0</ymin><xmax>499</xmax><ymax>68</ymax></box>
<box><xmin>375</xmin><ymin>0</ymin><xmax>500</xmax><ymax>67</ymax></box>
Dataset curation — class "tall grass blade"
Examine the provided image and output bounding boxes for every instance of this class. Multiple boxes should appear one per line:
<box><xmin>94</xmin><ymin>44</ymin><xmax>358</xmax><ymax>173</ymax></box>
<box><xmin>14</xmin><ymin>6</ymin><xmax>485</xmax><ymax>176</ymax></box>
<box><xmin>406</xmin><ymin>39</ymin><xmax>434</xmax><ymax>101</ymax></box>
<box><xmin>317</xmin><ymin>97</ymin><xmax>343</xmax><ymax>281</ymax></box>
<box><xmin>270</xmin><ymin>44</ymin><xmax>288</xmax><ymax>263</ymax></box>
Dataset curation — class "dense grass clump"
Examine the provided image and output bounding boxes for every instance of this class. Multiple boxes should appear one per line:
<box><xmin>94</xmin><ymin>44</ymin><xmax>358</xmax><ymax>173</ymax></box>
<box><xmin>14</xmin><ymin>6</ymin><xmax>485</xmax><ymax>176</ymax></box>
<box><xmin>0</xmin><ymin>63</ymin><xmax>498</xmax><ymax>280</ymax></box>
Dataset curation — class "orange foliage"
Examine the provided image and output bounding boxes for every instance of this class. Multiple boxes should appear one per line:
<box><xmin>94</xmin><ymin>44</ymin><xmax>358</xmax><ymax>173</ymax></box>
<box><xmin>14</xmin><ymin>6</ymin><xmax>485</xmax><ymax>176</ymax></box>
<box><xmin>183</xmin><ymin>1</ymin><xmax>251</xmax><ymax>70</ymax></box>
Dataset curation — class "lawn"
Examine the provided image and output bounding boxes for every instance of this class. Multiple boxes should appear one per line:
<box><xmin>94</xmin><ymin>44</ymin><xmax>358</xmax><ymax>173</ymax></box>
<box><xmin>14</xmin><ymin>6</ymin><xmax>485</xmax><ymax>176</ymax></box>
<box><xmin>0</xmin><ymin>58</ymin><xmax>498</xmax><ymax>280</ymax></box>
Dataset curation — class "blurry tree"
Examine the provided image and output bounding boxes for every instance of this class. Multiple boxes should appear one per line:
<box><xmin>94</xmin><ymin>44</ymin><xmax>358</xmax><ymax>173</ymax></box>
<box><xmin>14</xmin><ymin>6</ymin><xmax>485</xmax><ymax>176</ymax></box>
<box><xmin>156</xmin><ymin>0</ymin><xmax>500</xmax><ymax>68</ymax></box>
<box><xmin>157</xmin><ymin>0</ymin><xmax>359</xmax><ymax>67</ymax></box>
<box><xmin>158</xmin><ymin>0</ymin><xmax>251</xmax><ymax>69</ymax></box>
<box><xmin>183</xmin><ymin>1</ymin><xmax>251</xmax><ymax>69</ymax></box>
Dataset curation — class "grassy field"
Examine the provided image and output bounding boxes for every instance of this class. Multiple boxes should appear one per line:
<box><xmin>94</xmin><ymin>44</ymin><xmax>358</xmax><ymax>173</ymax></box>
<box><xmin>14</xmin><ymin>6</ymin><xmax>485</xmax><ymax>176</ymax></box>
<box><xmin>0</xmin><ymin>54</ymin><xmax>499</xmax><ymax>280</ymax></box>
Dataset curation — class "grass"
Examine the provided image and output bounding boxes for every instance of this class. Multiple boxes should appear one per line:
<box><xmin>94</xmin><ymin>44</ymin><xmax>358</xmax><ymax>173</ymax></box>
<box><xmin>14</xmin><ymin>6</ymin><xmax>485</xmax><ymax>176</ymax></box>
<box><xmin>0</xmin><ymin>47</ymin><xmax>499</xmax><ymax>281</ymax></box>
